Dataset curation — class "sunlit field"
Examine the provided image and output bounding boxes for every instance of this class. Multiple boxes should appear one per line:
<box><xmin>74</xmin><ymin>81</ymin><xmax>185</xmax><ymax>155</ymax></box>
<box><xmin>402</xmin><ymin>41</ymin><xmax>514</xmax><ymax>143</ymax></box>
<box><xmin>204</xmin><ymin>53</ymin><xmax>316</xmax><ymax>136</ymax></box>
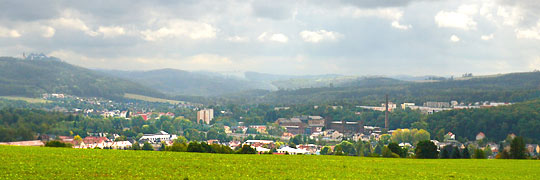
<box><xmin>1</xmin><ymin>146</ymin><xmax>539</xmax><ymax>179</ymax></box>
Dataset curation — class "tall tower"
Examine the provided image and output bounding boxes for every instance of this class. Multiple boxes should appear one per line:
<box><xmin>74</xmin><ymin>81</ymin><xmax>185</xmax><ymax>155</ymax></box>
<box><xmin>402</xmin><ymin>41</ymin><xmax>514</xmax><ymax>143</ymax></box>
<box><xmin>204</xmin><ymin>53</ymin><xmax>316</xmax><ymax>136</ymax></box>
<box><xmin>385</xmin><ymin>94</ymin><xmax>389</xmax><ymax>130</ymax></box>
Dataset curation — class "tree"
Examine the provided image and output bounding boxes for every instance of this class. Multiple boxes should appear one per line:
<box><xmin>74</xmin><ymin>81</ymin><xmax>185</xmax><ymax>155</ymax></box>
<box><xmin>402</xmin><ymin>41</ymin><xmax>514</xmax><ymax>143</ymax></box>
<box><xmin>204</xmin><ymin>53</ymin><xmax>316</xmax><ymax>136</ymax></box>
<box><xmin>473</xmin><ymin>149</ymin><xmax>486</xmax><ymax>159</ymax></box>
<box><xmin>132</xmin><ymin>142</ymin><xmax>141</xmax><ymax>150</ymax></box>
<box><xmin>187</xmin><ymin>141</ymin><xmax>203</xmax><ymax>152</ymax></box>
<box><xmin>169</xmin><ymin>142</ymin><xmax>187</xmax><ymax>152</ymax></box>
<box><xmin>45</xmin><ymin>140</ymin><xmax>72</xmax><ymax>148</ymax></box>
<box><xmin>73</xmin><ymin>135</ymin><xmax>83</xmax><ymax>144</ymax></box>
<box><xmin>440</xmin><ymin>145</ymin><xmax>452</xmax><ymax>159</ymax></box>
<box><xmin>174</xmin><ymin>136</ymin><xmax>188</xmax><ymax>144</ymax></box>
<box><xmin>461</xmin><ymin>147</ymin><xmax>470</xmax><ymax>159</ymax></box>
<box><xmin>237</xmin><ymin>144</ymin><xmax>256</xmax><ymax>154</ymax></box>
<box><xmin>290</xmin><ymin>135</ymin><xmax>303</xmax><ymax>145</ymax></box>
<box><xmin>382</xmin><ymin>146</ymin><xmax>399</xmax><ymax>158</ymax></box>
<box><xmin>320</xmin><ymin>146</ymin><xmax>331</xmax><ymax>155</ymax></box>
<box><xmin>415</xmin><ymin>140</ymin><xmax>438</xmax><ymax>159</ymax></box>
<box><xmin>334</xmin><ymin>145</ymin><xmax>344</xmax><ymax>156</ymax></box>
<box><xmin>387</xmin><ymin>143</ymin><xmax>405</xmax><ymax>158</ymax></box>
<box><xmin>450</xmin><ymin>146</ymin><xmax>461</xmax><ymax>159</ymax></box>
<box><xmin>510</xmin><ymin>136</ymin><xmax>527</xmax><ymax>159</ymax></box>
<box><xmin>142</xmin><ymin>142</ymin><xmax>154</xmax><ymax>151</ymax></box>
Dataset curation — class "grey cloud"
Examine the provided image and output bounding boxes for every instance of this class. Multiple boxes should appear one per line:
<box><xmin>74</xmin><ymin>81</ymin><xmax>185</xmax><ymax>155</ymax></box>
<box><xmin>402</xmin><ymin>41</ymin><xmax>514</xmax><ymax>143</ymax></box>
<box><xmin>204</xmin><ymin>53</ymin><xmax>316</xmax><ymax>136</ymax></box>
<box><xmin>340</xmin><ymin>0</ymin><xmax>419</xmax><ymax>8</ymax></box>
<box><xmin>0</xmin><ymin>0</ymin><xmax>61</xmax><ymax>21</ymax></box>
<box><xmin>251</xmin><ymin>0</ymin><xmax>296</xmax><ymax>20</ymax></box>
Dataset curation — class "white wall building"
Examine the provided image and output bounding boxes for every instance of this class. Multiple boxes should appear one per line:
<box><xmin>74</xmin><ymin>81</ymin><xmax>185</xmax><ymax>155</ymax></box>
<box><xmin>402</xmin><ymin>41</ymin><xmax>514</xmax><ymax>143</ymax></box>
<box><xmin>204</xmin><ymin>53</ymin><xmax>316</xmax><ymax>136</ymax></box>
<box><xmin>139</xmin><ymin>131</ymin><xmax>178</xmax><ymax>143</ymax></box>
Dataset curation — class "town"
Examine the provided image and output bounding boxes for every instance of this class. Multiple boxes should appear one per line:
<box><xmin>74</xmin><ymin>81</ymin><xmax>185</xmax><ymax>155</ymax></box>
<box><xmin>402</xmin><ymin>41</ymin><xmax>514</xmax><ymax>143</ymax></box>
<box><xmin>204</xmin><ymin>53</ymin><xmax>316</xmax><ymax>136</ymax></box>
<box><xmin>1</xmin><ymin>94</ymin><xmax>536</xmax><ymax>159</ymax></box>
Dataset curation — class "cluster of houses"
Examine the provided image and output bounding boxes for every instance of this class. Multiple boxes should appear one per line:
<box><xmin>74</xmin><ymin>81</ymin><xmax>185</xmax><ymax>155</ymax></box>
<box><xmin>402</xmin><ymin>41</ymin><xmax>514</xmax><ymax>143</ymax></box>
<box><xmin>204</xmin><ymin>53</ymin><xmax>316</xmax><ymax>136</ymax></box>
<box><xmin>359</xmin><ymin>101</ymin><xmax>512</xmax><ymax>114</ymax></box>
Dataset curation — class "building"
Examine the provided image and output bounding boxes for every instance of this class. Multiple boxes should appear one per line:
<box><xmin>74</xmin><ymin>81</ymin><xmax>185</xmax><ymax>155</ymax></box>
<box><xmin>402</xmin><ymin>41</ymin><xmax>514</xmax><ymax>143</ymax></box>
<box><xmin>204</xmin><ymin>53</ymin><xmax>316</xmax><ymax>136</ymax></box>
<box><xmin>197</xmin><ymin>109</ymin><xmax>214</xmax><ymax>124</ymax></box>
<box><xmin>401</xmin><ymin>103</ymin><xmax>415</xmax><ymax>109</ymax></box>
<box><xmin>139</xmin><ymin>131</ymin><xmax>178</xmax><ymax>143</ymax></box>
<box><xmin>325</xmin><ymin>120</ymin><xmax>363</xmax><ymax>134</ymax></box>
<box><xmin>308</xmin><ymin>116</ymin><xmax>325</xmax><ymax>133</ymax></box>
<box><xmin>276</xmin><ymin>146</ymin><xmax>309</xmax><ymax>155</ymax></box>
<box><xmin>276</xmin><ymin>118</ymin><xmax>306</xmax><ymax>135</ymax></box>
<box><xmin>476</xmin><ymin>132</ymin><xmax>486</xmax><ymax>141</ymax></box>
<box><xmin>424</xmin><ymin>101</ymin><xmax>451</xmax><ymax>108</ymax></box>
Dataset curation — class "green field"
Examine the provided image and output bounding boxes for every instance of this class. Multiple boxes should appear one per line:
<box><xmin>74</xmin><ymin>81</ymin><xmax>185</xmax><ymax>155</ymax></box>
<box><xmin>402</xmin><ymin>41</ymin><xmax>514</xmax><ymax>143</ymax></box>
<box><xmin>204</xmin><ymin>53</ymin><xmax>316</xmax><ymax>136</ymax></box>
<box><xmin>1</xmin><ymin>146</ymin><xmax>539</xmax><ymax>179</ymax></box>
<box><xmin>0</xmin><ymin>96</ymin><xmax>50</xmax><ymax>103</ymax></box>
<box><xmin>123</xmin><ymin>93</ymin><xmax>183</xmax><ymax>105</ymax></box>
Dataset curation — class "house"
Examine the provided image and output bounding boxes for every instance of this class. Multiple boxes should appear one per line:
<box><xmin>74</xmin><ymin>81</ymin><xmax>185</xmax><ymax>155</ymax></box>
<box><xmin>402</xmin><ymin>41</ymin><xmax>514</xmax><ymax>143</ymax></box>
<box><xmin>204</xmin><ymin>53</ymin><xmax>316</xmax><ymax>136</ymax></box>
<box><xmin>255</xmin><ymin>146</ymin><xmax>271</xmax><ymax>154</ymax></box>
<box><xmin>139</xmin><ymin>131</ymin><xmax>178</xmax><ymax>144</ymax></box>
<box><xmin>476</xmin><ymin>132</ymin><xmax>486</xmax><ymax>141</ymax></box>
<box><xmin>244</xmin><ymin>140</ymin><xmax>274</xmax><ymax>148</ymax></box>
<box><xmin>249</xmin><ymin>125</ymin><xmax>267</xmax><ymax>134</ymax></box>
<box><xmin>207</xmin><ymin>139</ymin><xmax>220</xmax><ymax>144</ymax></box>
<box><xmin>297</xmin><ymin>144</ymin><xmax>318</xmax><ymax>154</ymax></box>
<box><xmin>526</xmin><ymin>144</ymin><xmax>539</xmax><ymax>156</ymax></box>
<box><xmin>83</xmin><ymin>136</ymin><xmax>109</xmax><ymax>144</ymax></box>
<box><xmin>276</xmin><ymin>146</ymin><xmax>309</xmax><ymax>155</ymax></box>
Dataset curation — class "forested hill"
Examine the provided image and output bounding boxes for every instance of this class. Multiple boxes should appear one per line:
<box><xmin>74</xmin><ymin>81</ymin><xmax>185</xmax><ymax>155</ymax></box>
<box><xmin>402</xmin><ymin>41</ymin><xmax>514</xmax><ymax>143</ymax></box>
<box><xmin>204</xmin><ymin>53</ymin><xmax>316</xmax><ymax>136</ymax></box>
<box><xmin>0</xmin><ymin>57</ymin><xmax>163</xmax><ymax>100</ymax></box>
<box><xmin>425</xmin><ymin>99</ymin><xmax>540</xmax><ymax>143</ymax></box>
<box><xmin>237</xmin><ymin>72</ymin><xmax>540</xmax><ymax>105</ymax></box>
<box><xmin>100</xmin><ymin>69</ymin><xmax>275</xmax><ymax>96</ymax></box>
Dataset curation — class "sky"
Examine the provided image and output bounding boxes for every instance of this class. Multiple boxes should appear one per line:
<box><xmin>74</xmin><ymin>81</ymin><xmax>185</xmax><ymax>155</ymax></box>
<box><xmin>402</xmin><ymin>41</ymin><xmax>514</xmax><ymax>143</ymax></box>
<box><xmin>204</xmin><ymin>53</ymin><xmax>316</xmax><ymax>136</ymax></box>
<box><xmin>1</xmin><ymin>0</ymin><xmax>540</xmax><ymax>76</ymax></box>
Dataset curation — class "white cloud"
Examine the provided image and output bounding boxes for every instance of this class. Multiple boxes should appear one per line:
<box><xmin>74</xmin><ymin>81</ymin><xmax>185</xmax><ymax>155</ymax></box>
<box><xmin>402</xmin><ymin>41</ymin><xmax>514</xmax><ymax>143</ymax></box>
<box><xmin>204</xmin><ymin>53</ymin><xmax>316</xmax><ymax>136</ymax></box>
<box><xmin>496</xmin><ymin>6</ymin><xmax>524</xmax><ymax>26</ymax></box>
<box><xmin>51</xmin><ymin>17</ymin><xmax>98</xmax><ymax>36</ymax></box>
<box><xmin>98</xmin><ymin>26</ymin><xmax>125</xmax><ymax>38</ymax></box>
<box><xmin>258</xmin><ymin>32</ymin><xmax>288</xmax><ymax>43</ymax></box>
<box><xmin>450</xmin><ymin>35</ymin><xmax>460</xmax><ymax>42</ymax></box>
<box><xmin>226</xmin><ymin>36</ymin><xmax>249</xmax><ymax>42</ymax></box>
<box><xmin>391</xmin><ymin>21</ymin><xmax>412</xmax><ymax>30</ymax></box>
<box><xmin>299</xmin><ymin>30</ymin><xmax>342</xmax><ymax>43</ymax></box>
<box><xmin>0</xmin><ymin>26</ymin><xmax>21</xmax><ymax>38</ymax></box>
<box><xmin>515</xmin><ymin>22</ymin><xmax>540</xmax><ymax>40</ymax></box>
<box><xmin>434</xmin><ymin>5</ymin><xmax>478</xmax><ymax>30</ymax></box>
<box><xmin>481</xmin><ymin>34</ymin><xmax>494</xmax><ymax>40</ymax></box>
<box><xmin>41</xmin><ymin>26</ymin><xmax>55</xmax><ymax>38</ymax></box>
<box><xmin>348</xmin><ymin>7</ymin><xmax>412</xmax><ymax>30</ymax></box>
<box><xmin>141</xmin><ymin>19</ymin><xmax>217</xmax><ymax>41</ymax></box>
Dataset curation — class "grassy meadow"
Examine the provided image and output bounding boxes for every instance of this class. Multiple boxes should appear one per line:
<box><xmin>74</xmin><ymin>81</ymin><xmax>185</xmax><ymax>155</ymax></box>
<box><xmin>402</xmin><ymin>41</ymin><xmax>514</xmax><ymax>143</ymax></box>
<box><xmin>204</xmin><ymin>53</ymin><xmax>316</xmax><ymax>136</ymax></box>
<box><xmin>123</xmin><ymin>93</ymin><xmax>183</xmax><ymax>105</ymax></box>
<box><xmin>0</xmin><ymin>96</ymin><xmax>50</xmax><ymax>103</ymax></box>
<box><xmin>1</xmin><ymin>146</ymin><xmax>539</xmax><ymax>179</ymax></box>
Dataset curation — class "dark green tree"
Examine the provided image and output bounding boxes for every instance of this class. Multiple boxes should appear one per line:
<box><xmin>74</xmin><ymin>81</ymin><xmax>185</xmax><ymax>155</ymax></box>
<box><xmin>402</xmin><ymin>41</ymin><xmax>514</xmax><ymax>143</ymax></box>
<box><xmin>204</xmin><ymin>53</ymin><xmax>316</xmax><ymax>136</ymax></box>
<box><xmin>415</xmin><ymin>140</ymin><xmax>438</xmax><ymax>159</ymax></box>
<box><xmin>510</xmin><ymin>136</ymin><xmax>527</xmax><ymax>159</ymax></box>
<box><xmin>142</xmin><ymin>142</ymin><xmax>154</xmax><ymax>151</ymax></box>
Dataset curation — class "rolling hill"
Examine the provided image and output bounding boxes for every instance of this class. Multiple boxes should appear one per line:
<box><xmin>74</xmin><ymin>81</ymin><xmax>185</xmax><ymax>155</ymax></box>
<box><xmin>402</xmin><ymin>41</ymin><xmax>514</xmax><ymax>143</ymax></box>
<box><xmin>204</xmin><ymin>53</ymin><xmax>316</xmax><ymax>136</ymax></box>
<box><xmin>0</xmin><ymin>57</ymin><xmax>163</xmax><ymax>100</ymax></box>
<box><xmin>215</xmin><ymin>71</ymin><xmax>540</xmax><ymax>105</ymax></box>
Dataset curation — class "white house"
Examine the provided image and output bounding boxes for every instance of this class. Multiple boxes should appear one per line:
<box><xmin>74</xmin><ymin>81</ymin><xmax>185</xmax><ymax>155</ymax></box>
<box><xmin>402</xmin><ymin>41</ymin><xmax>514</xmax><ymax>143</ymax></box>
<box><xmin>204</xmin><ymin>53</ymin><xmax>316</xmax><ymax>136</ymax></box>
<box><xmin>276</xmin><ymin>146</ymin><xmax>309</xmax><ymax>155</ymax></box>
<box><xmin>139</xmin><ymin>131</ymin><xmax>178</xmax><ymax>143</ymax></box>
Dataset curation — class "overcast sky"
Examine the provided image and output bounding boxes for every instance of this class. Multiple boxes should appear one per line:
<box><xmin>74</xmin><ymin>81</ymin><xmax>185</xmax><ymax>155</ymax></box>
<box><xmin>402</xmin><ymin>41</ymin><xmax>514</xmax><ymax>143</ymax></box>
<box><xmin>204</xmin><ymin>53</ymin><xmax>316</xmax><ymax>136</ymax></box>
<box><xmin>1</xmin><ymin>0</ymin><xmax>540</xmax><ymax>76</ymax></box>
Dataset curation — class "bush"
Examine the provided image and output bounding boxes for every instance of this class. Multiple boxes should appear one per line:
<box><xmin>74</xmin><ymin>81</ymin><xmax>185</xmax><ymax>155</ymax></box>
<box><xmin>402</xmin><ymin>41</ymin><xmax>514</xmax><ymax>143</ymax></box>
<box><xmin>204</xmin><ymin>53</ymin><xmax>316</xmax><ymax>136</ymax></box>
<box><xmin>45</xmin><ymin>140</ymin><xmax>72</xmax><ymax>148</ymax></box>
<box><xmin>415</xmin><ymin>140</ymin><xmax>438</xmax><ymax>159</ymax></box>
<box><xmin>187</xmin><ymin>141</ymin><xmax>203</xmax><ymax>152</ymax></box>
<box><xmin>237</xmin><ymin>144</ymin><xmax>256</xmax><ymax>154</ymax></box>
<box><xmin>142</xmin><ymin>142</ymin><xmax>154</xmax><ymax>151</ymax></box>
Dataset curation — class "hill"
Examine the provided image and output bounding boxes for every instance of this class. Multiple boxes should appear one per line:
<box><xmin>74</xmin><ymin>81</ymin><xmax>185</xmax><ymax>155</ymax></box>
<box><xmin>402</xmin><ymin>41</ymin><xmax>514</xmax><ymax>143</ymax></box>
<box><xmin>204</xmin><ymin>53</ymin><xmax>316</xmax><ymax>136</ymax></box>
<box><xmin>100</xmin><ymin>69</ymin><xmax>276</xmax><ymax>96</ymax></box>
<box><xmin>1</xmin><ymin>146</ymin><xmax>539</xmax><ymax>179</ymax></box>
<box><xmin>0</xmin><ymin>57</ymin><xmax>163</xmax><ymax>100</ymax></box>
<box><xmin>425</xmin><ymin>99</ymin><xmax>540</xmax><ymax>143</ymax></box>
<box><xmin>233</xmin><ymin>71</ymin><xmax>540</xmax><ymax>105</ymax></box>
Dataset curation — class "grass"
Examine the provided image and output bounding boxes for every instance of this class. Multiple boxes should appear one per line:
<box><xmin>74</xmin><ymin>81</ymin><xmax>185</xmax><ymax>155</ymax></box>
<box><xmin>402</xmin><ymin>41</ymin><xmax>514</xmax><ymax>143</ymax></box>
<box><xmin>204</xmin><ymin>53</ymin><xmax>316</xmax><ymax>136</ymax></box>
<box><xmin>1</xmin><ymin>146</ymin><xmax>539</xmax><ymax>179</ymax></box>
<box><xmin>0</xmin><ymin>96</ymin><xmax>50</xmax><ymax>103</ymax></box>
<box><xmin>123</xmin><ymin>93</ymin><xmax>183</xmax><ymax>105</ymax></box>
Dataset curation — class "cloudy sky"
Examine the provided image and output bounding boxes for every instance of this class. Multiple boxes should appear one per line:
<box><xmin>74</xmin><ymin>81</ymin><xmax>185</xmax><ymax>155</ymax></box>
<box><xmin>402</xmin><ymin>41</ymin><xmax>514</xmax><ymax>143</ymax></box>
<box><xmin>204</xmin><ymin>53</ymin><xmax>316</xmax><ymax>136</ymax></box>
<box><xmin>1</xmin><ymin>0</ymin><xmax>540</xmax><ymax>76</ymax></box>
